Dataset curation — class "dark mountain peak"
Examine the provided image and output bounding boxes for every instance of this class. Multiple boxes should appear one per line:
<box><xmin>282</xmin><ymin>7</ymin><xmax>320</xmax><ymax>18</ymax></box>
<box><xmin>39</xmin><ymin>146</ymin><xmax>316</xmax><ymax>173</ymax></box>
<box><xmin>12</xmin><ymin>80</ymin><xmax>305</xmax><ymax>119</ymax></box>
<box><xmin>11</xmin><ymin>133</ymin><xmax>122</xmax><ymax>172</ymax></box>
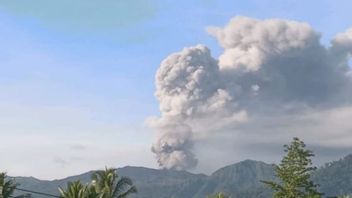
<box><xmin>340</xmin><ymin>153</ymin><xmax>352</xmax><ymax>162</ymax></box>
<box><xmin>192</xmin><ymin>160</ymin><xmax>275</xmax><ymax>198</ymax></box>
<box><xmin>50</xmin><ymin>170</ymin><xmax>95</xmax><ymax>183</ymax></box>
<box><xmin>312</xmin><ymin>153</ymin><xmax>352</xmax><ymax>196</ymax></box>
<box><xmin>120</xmin><ymin>165</ymin><xmax>154</xmax><ymax>170</ymax></box>
<box><xmin>119</xmin><ymin>165</ymin><xmax>208</xmax><ymax>179</ymax></box>
<box><xmin>211</xmin><ymin>159</ymin><xmax>273</xmax><ymax>177</ymax></box>
<box><xmin>118</xmin><ymin>166</ymin><xmax>160</xmax><ymax>174</ymax></box>
<box><xmin>317</xmin><ymin>153</ymin><xmax>352</xmax><ymax>171</ymax></box>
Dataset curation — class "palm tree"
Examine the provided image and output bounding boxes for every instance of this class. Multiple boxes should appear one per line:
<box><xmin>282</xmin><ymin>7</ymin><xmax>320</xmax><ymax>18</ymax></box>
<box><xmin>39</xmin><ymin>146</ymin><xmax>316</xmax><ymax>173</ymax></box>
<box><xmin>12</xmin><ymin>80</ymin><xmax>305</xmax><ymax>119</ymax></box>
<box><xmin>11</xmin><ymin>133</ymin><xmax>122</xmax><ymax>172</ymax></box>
<box><xmin>59</xmin><ymin>180</ymin><xmax>87</xmax><ymax>198</ymax></box>
<box><xmin>83</xmin><ymin>183</ymin><xmax>100</xmax><ymax>198</ymax></box>
<box><xmin>91</xmin><ymin>168</ymin><xmax>137</xmax><ymax>198</ymax></box>
<box><xmin>0</xmin><ymin>172</ymin><xmax>18</xmax><ymax>198</ymax></box>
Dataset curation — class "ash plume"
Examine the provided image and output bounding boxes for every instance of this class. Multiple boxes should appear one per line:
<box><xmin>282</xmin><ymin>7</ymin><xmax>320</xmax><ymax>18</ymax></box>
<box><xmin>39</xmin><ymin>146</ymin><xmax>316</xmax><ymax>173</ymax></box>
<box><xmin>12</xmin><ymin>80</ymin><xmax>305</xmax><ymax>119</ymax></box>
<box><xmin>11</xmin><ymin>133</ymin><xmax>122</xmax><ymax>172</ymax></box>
<box><xmin>149</xmin><ymin>16</ymin><xmax>352</xmax><ymax>170</ymax></box>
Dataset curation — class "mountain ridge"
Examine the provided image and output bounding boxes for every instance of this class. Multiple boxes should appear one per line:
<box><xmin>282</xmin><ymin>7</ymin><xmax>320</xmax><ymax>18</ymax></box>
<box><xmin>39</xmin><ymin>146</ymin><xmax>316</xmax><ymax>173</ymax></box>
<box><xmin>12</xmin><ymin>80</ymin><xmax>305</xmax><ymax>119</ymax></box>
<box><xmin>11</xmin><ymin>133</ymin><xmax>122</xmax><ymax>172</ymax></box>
<box><xmin>11</xmin><ymin>155</ymin><xmax>352</xmax><ymax>198</ymax></box>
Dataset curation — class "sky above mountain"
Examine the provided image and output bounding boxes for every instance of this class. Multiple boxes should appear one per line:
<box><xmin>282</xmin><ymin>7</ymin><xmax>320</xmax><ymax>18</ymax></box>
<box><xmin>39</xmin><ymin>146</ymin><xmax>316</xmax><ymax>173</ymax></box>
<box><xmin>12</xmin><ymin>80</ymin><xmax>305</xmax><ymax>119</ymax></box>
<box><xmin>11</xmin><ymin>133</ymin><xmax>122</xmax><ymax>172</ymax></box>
<box><xmin>0</xmin><ymin>0</ymin><xmax>352</xmax><ymax>179</ymax></box>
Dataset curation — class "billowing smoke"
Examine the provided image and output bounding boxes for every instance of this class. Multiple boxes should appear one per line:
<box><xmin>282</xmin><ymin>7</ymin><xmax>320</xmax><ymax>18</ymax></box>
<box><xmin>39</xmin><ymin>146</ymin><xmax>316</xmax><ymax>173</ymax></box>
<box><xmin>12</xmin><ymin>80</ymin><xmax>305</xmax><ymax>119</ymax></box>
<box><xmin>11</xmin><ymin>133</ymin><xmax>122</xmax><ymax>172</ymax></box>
<box><xmin>149</xmin><ymin>16</ymin><xmax>352</xmax><ymax>170</ymax></box>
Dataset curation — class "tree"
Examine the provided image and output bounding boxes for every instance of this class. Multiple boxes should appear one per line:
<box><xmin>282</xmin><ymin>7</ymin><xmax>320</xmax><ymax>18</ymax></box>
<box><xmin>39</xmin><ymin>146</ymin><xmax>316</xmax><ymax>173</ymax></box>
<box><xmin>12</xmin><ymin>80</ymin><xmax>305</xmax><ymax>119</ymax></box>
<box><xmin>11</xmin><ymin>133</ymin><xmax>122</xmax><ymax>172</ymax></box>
<box><xmin>0</xmin><ymin>172</ymin><xmax>18</xmax><ymax>198</ymax></box>
<box><xmin>59</xmin><ymin>180</ymin><xmax>87</xmax><ymax>198</ymax></box>
<box><xmin>83</xmin><ymin>183</ymin><xmax>100</xmax><ymax>198</ymax></box>
<box><xmin>91</xmin><ymin>168</ymin><xmax>137</xmax><ymax>198</ymax></box>
<box><xmin>59</xmin><ymin>180</ymin><xmax>101</xmax><ymax>198</ymax></box>
<box><xmin>261</xmin><ymin>137</ymin><xmax>323</xmax><ymax>198</ymax></box>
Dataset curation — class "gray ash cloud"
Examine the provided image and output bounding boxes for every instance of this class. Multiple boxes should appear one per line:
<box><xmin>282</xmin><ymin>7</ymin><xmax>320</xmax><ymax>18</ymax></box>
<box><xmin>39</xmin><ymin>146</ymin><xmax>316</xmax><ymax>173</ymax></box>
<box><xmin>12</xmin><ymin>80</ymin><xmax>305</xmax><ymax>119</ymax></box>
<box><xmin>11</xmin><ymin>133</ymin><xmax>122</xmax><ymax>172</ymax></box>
<box><xmin>148</xmin><ymin>16</ymin><xmax>352</xmax><ymax>170</ymax></box>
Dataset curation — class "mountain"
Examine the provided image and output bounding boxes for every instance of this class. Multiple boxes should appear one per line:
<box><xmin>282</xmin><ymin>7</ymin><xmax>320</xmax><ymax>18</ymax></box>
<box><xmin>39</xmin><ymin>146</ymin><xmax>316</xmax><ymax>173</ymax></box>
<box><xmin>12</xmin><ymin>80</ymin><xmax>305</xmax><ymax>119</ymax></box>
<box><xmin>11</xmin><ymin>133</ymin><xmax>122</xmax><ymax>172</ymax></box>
<box><xmin>117</xmin><ymin>166</ymin><xmax>207</xmax><ymax>198</ymax></box>
<box><xmin>312</xmin><ymin>154</ymin><xmax>352</xmax><ymax>197</ymax></box>
<box><xmin>12</xmin><ymin>167</ymin><xmax>208</xmax><ymax>198</ymax></box>
<box><xmin>10</xmin><ymin>155</ymin><xmax>352</xmax><ymax>198</ymax></box>
<box><xmin>194</xmin><ymin>160</ymin><xmax>275</xmax><ymax>198</ymax></box>
<box><xmin>13</xmin><ymin>171</ymin><xmax>95</xmax><ymax>198</ymax></box>
<box><xmin>11</xmin><ymin>160</ymin><xmax>275</xmax><ymax>198</ymax></box>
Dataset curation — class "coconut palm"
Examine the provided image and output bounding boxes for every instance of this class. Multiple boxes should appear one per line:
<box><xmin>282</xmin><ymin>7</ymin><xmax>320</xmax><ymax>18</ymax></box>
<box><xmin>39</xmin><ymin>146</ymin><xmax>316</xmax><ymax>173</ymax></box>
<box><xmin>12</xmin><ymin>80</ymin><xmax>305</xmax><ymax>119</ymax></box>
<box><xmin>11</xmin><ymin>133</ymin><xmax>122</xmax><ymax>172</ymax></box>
<box><xmin>91</xmin><ymin>168</ymin><xmax>137</xmax><ymax>198</ymax></box>
<box><xmin>84</xmin><ymin>183</ymin><xmax>100</xmax><ymax>198</ymax></box>
<box><xmin>59</xmin><ymin>180</ymin><xmax>87</xmax><ymax>198</ymax></box>
<box><xmin>0</xmin><ymin>172</ymin><xmax>18</xmax><ymax>198</ymax></box>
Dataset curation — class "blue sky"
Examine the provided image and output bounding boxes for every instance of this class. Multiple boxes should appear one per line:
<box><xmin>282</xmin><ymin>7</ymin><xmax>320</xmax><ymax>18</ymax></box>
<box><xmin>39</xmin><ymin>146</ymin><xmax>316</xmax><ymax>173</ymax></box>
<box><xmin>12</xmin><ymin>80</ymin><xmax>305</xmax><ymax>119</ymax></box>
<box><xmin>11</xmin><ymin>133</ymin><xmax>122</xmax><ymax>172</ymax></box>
<box><xmin>1</xmin><ymin>0</ymin><xmax>352</xmax><ymax>179</ymax></box>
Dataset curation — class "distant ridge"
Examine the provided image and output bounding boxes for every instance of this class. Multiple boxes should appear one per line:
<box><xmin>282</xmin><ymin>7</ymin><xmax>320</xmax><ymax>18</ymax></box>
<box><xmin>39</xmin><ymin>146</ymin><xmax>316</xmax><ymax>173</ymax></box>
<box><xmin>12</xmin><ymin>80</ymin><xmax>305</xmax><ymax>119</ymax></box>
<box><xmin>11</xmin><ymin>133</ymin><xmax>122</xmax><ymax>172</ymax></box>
<box><xmin>11</xmin><ymin>155</ymin><xmax>352</xmax><ymax>198</ymax></box>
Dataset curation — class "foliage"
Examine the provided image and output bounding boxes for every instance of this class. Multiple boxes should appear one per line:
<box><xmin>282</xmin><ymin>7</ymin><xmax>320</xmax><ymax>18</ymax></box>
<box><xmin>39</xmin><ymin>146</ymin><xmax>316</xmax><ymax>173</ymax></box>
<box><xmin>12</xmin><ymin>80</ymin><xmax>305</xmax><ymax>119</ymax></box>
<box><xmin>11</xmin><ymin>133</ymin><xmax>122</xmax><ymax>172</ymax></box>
<box><xmin>261</xmin><ymin>137</ymin><xmax>323</xmax><ymax>198</ymax></box>
<box><xmin>91</xmin><ymin>167</ymin><xmax>137</xmax><ymax>198</ymax></box>
<box><xmin>84</xmin><ymin>183</ymin><xmax>101</xmax><ymax>198</ymax></box>
<box><xmin>59</xmin><ymin>168</ymin><xmax>137</xmax><ymax>198</ymax></box>
<box><xmin>0</xmin><ymin>172</ymin><xmax>18</xmax><ymax>198</ymax></box>
<box><xmin>59</xmin><ymin>180</ymin><xmax>87</xmax><ymax>198</ymax></box>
